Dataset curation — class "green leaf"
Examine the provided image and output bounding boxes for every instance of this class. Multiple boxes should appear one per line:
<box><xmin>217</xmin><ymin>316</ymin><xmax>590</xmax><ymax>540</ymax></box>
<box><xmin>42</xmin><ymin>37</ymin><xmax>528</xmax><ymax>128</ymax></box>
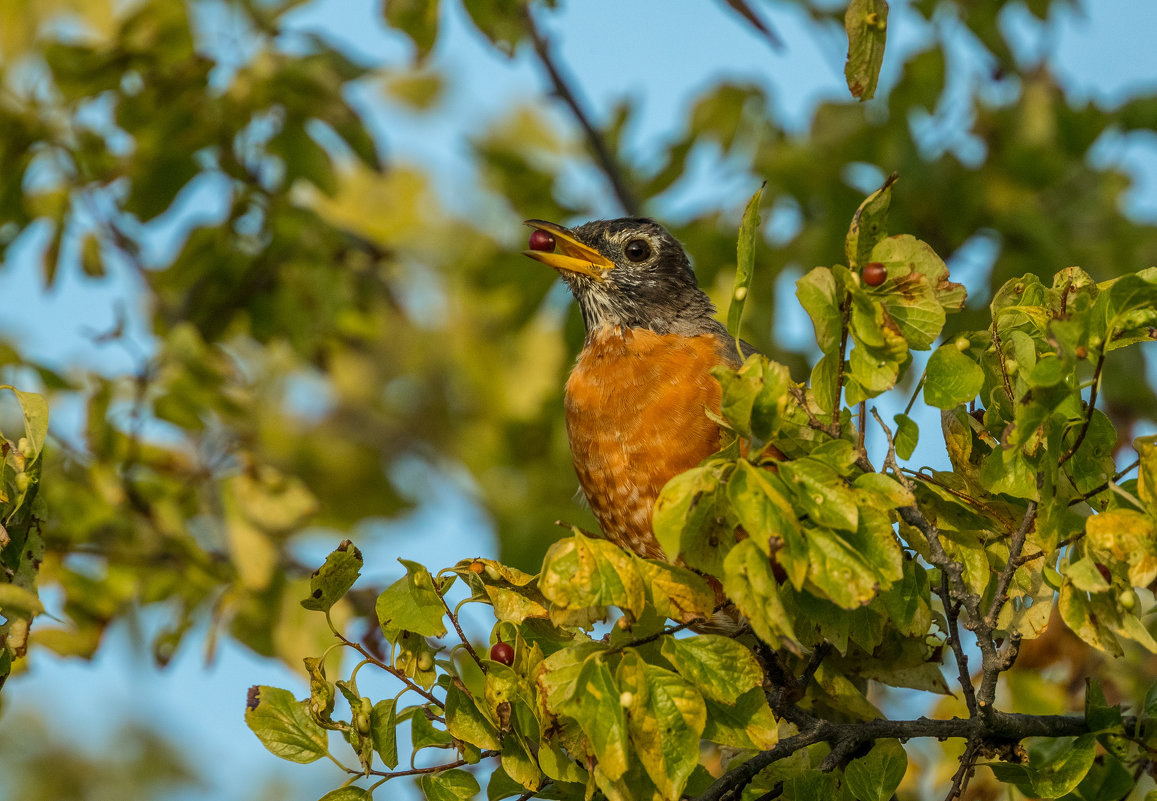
<box><xmin>300</xmin><ymin>540</ymin><xmax>363</xmax><ymax>611</ymax></box>
<box><xmin>805</xmin><ymin>525</ymin><xmax>885</xmax><ymax>609</ymax></box>
<box><xmin>376</xmin><ymin>559</ymin><xmax>447</xmax><ymax>641</ymax></box>
<box><xmin>779</xmin><ymin>457</ymin><xmax>858</xmax><ymax>532</ymax></box>
<box><xmin>722</xmin><ymin>538</ymin><xmax>795</xmax><ymax>645</ymax></box>
<box><xmin>317</xmin><ymin>788</ymin><xmax>372</xmax><ymax>801</ymax></box>
<box><xmin>727</xmin><ymin>183</ymin><xmax>765</xmax><ymax>347</ymax></box>
<box><xmin>634</xmin><ymin>558</ymin><xmax>716</xmax><ymax>624</ymax></box>
<box><xmin>796</xmin><ymin>267</ymin><xmax>843</xmax><ymax>353</ymax></box>
<box><xmin>653</xmin><ymin>462</ymin><xmax>734</xmax><ymax>576</ymax></box>
<box><xmin>844</xmin><ymin>0</ymin><xmax>889</xmax><ymax>100</ymax></box>
<box><xmin>420</xmin><ymin>768</ymin><xmax>481</xmax><ymax>801</ymax></box>
<box><xmin>702</xmin><ymin>687</ymin><xmax>779</xmax><ymax>750</ymax></box>
<box><xmin>979</xmin><ymin>446</ymin><xmax>1039</xmax><ymax>501</ymax></box>
<box><xmin>0</xmin><ymin>386</ymin><xmax>49</xmax><ymax>459</ymax></box>
<box><xmin>660</xmin><ymin>635</ymin><xmax>762</xmax><ymax>704</ymax></box>
<box><xmin>713</xmin><ymin>354</ymin><xmax>792</xmax><ymax>440</ymax></box>
<box><xmin>728</xmin><ymin>460</ymin><xmax>808</xmax><ymax>588</ymax></box>
<box><xmin>845</xmin><ymin>172</ymin><xmax>895</xmax><ymax>268</ymax></box>
<box><xmin>370</xmin><ymin>698</ymin><xmax>398</xmax><ymax>769</ymax></box>
<box><xmin>445</xmin><ymin>679</ymin><xmax>500</xmax><ymax>751</ymax></box>
<box><xmin>562</xmin><ymin>656</ymin><xmax>629</xmax><ymax>781</ymax></box>
<box><xmin>539</xmin><ymin>530</ymin><xmax>645</xmax><ymax>621</ymax></box>
<box><xmin>1086</xmin><ymin>509</ymin><xmax>1157</xmax><ymax>587</ymax></box>
<box><xmin>845</xmin><ymin>738</ymin><xmax>906</xmax><ymax>801</ymax></box>
<box><xmin>383</xmin><ymin>0</ymin><xmax>440</xmax><ymax>59</ymax></box>
<box><xmin>411</xmin><ymin>707</ymin><xmax>454</xmax><ymax>753</ymax></box>
<box><xmin>484</xmin><ymin>584</ymin><xmax>549</xmax><ymax>624</ymax></box>
<box><xmin>244</xmin><ymin>685</ymin><xmax>328</xmax><ymax>763</ymax></box>
<box><xmin>461</xmin><ymin>0</ymin><xmax>527</xmax><ymax>55</ymax></box>
<box><xmin>892</xmin><ymin>413</ymin><xmax>918</xmax><ymax>460</ymax></box>
<box><xmin>924</xmin><ymin>344</ymin><xmax>984</xmax><ymax>409</ymax></box>
<box><xmin>617</xmin><ymin>651</ymin><xmax>706</xmax><ymax>800</ymax></box>
<box><xmin>1029</xmin><ymin>733</ymin><xmax>1096</xmax><ymax>798</ymax></box>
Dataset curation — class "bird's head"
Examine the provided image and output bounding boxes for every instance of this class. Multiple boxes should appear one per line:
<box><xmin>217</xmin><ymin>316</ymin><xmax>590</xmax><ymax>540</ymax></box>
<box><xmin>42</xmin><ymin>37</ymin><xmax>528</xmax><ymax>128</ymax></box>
<box><xmin>522</xmin><ymin>217</ymin><xmax>720</xmax><ymax>337</ymax></box>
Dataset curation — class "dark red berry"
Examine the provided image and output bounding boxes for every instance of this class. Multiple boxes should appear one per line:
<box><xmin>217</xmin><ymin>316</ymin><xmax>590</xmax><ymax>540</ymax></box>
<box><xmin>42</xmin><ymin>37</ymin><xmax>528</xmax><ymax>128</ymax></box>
<box><xmin>490</xmin><ymin>641</ymin><xmax>514</xmax><ymax>665</ymax></box>
<box><xmin>528</xmin><ymin>230</ymin><xmax>555</xmax><ymax>252</ymax></box>
<box><xmin>862</xmin><ymin>262</ymin><xmax>886</xmax><ymax>287</ymax></box>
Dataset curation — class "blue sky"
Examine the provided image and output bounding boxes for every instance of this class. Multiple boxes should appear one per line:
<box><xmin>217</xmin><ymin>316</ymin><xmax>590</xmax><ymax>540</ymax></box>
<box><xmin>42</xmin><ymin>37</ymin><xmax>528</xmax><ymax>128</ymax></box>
<box><xmin>3</xmin><ymin>2</ymin><xmax>1157</xmax><ymax>800</ymax></box>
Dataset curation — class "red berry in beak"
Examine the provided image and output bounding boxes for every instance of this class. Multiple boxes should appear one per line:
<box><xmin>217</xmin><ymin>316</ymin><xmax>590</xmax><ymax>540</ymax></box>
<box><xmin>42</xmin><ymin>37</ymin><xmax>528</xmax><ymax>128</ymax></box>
<box><xmin>528</xmin><ymin>230</ymin><xmax>556</xmax><ymax>252</ymax></box>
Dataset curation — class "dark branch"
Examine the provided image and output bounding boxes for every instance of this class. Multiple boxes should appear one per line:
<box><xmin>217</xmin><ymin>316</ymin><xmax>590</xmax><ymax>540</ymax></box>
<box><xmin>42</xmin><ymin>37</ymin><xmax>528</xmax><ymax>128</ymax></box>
<box><xmin>693</xmin><ymin>712</ymin><xmax>1108</xmax><ymax>801</ymax></box>
<box><xmin>526</xmin><ymin>14</ymin><xmax>641</xmax><ymax>216</ymax></box>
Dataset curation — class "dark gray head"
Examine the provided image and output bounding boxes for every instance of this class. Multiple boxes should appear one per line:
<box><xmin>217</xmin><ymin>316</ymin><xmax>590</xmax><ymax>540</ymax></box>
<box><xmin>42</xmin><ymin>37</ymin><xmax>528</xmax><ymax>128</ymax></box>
<box><xmin>522</xmin><ymin>217</ymin><xmax>722</xmax><ymax>337</ymax></box>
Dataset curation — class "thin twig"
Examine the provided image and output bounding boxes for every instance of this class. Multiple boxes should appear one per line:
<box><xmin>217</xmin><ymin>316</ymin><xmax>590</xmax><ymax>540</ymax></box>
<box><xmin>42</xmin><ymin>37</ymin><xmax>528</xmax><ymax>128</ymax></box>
<box><xmin>904</xmin><ymin>369</ymin><xmax>927</xmax><ymax>416</ymax></box>
<box><xmin>871</xmin><ymin>409</ymin><xmax>977</xmax><ymax>617</ymax></box>
<box><xmin>334</xmin><ymin>631</ymin><xmax>443</xmax><ymax>707</ymax></box>
<box><xmin>606</xmin><ymin>618</ymin><xmax>699</xmax><ymax>655</ymax></box>
<box><xmin>942</xmin><ymin>571</ymin><xmax>977</xmax><ymax>716</ymax></box>
<box><xmin>525</xmin><ymin>13</ymin><xmax>640</xmax><ymax>216</ymax></box>
<box><xmin>943</xmin><ymin>737</ymin><xmax>980</xmax><ymax>801</ymax></box>
<box><xmin>831</xmin><ymin>294</ymin><xmax>852</xmax><ymax>434</ymax></box>
<box><xmin>790</xmin><ymin>384</ymin><xmax>835</xmax><ymax>437</ymax></box>
<box><xmin>856</xmin><ymin>401</ymin><xmax>867</xmax><ymax>457</ymax></box>
<box><xmin>1057</xmin><ymin>344</ymin><xmax>1108</xmax><ymax>467</ymax></box>
<box><xmin>1067</xmin><ymin>458</ymin><xmax>1139</xmax><ymax>507</ymax></box>
<box><xmin>991</xmin><ymin>314</ymin><xmax>1015</xmax><ymax>403</ymax></box>
<box><xmin>438</xmin><ymin>585</ymin><xmax>486</xmax><ymax>674</ymax></box>
<box><xmin>358</xmin><ymin>750</ymin><xmax>499</xmax><ymax>780</ymax></box>
<box><xmin>982</xmin><ymin>501</ymin><xmax>1038</xmax><ymax>632</ymax></box>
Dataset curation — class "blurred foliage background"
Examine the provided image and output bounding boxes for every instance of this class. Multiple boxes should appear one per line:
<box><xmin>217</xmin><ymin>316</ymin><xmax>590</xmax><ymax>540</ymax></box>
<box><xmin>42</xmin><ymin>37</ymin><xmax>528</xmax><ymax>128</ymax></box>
<box><xmin>0</xmin><ymin>0</ymin><xmax>1154</xmax><ymax>798</ymax></box>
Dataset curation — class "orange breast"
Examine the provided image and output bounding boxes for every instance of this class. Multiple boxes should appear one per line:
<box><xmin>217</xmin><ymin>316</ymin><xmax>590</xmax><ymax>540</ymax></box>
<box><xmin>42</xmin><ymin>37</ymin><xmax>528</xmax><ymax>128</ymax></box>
<box><xmin>564</xmin><ymin>327</ymin><xmax>734</xmax><ymax>560</ymax></box>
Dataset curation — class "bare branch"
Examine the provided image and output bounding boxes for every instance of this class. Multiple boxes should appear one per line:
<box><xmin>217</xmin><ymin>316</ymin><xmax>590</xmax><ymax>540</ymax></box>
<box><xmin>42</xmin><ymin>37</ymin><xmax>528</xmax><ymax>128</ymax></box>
<box><xmin>942</xmin><ymin>572</ymin><xmax>978</xmax><ymax>716</ymax></box>
<box><xmin>526</xmin><ymin>14</ymin><xmax>641</xmax><ymax>216</ymax></box>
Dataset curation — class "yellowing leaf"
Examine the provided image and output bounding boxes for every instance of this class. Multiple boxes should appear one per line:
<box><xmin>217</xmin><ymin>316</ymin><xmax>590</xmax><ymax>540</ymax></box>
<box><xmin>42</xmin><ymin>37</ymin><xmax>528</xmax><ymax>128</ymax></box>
<box><xmin>376</xmin><ymin>560</ymin><xmax>447</xmax><ymax>641</ymax></box>
<box><xmin>539</xmin><ymin>531</ymin><xmax>645</xmax><ymax>620</ymax></box>
<box><xmin>844</xmin><ymin>0</ymin><xmax>889</xmax><ymax>100</ymax></box>
<box><xmin>300</xmin><ymin>540</ymin><xmax>362</xmax><ymax>612</ymax></box>
<box><xmin>1086</xmin><ymin>509</ymin><xmax>1157</xmax><ymax>588</ymax></box>
<box><xmin>634</xmin><ymin>558</ymin><xmax>715</xmax><ymax>624</ymax></box>
<box><xmin>617</xmin><ymin>651</ymin><xmax>706</xmax><ymax>800</ymax></box>
<box><xmin>660</xmin><ymin>635</ymin><xmax>762</xmax><ymax>704</ymax></box>
<box><xmin>722</xmin><ymin>538</ymin><xmax>795</xmax><ymax>646</ymax></box>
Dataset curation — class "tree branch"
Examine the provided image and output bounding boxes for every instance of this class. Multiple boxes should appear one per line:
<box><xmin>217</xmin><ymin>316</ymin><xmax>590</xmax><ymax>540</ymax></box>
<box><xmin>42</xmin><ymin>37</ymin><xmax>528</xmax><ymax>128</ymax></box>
<box><xmin>526</xmin><ymin>13</ymin><xmax>641</xmax><ymax>216</ymax></box>
<box><xmin>693</xmin><ymin>712</ymin><xmax>1109</xmax><ymax>801</ymax></box>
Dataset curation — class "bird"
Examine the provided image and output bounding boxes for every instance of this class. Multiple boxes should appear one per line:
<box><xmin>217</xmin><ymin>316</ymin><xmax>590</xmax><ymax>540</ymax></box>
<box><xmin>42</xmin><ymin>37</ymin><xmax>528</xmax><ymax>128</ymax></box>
<box><xmin>522</xmin><ymin>217</ymin><xmax>757</xmax><ymax>564</ymax></box>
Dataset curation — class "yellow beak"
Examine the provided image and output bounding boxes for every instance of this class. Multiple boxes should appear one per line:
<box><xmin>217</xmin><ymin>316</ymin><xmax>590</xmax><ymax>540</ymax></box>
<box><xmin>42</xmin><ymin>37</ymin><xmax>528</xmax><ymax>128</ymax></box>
<box><xmin>522</xmin><ymin>220</ymin><xmax>614</xmax><ymax>281</ymax></box>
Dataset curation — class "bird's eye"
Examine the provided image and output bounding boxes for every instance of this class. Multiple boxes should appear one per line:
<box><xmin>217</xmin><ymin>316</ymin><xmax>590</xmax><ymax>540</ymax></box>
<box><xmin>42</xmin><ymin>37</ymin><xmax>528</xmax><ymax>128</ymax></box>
<box><xmin>624</xmin><ymin>238</ymin><xmax>651</xmax><ymax>263</ymax></box>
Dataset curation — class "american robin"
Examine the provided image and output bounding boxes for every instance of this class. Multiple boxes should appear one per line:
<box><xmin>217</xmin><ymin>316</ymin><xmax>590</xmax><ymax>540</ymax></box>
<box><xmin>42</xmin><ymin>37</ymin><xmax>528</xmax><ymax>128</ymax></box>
<box><xmin>523</xmin><ymin>217</ymin><xmax>757</xmax><ymax>564</ymax></box>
